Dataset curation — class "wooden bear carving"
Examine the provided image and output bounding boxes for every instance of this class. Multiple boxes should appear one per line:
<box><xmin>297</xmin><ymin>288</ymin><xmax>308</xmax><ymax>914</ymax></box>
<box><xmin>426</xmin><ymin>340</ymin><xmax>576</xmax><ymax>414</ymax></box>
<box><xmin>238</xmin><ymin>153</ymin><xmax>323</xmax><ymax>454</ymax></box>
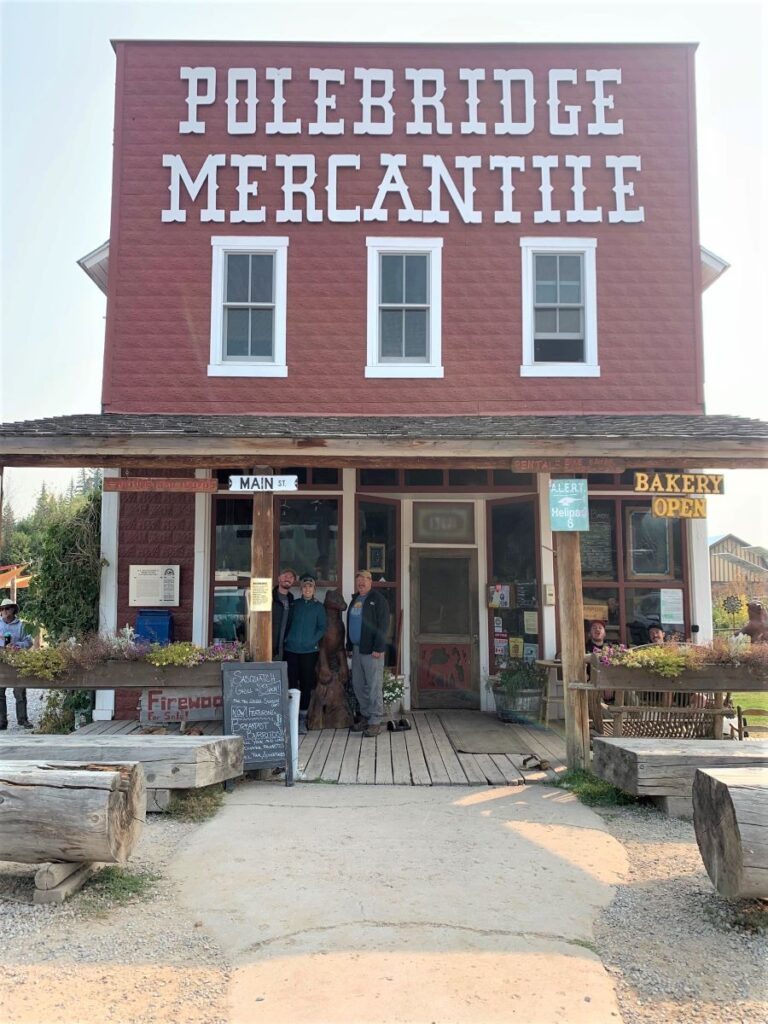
<box><xmin>742</xmin><ymin>602</ymin><xmax>768</xmax><ymax>644</ymax></box>
<box><xmin>307</xmin><ymin>589</ymin><xmax>353</xmax><ymax>730</ymax></box>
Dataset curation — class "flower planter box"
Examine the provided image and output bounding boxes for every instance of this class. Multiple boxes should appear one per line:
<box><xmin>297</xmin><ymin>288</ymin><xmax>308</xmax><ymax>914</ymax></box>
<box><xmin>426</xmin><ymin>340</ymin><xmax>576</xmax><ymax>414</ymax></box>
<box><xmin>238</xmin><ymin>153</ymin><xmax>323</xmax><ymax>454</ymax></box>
<box><xmin>0</xmin><ymin>660</ymin><xmax>226</xmax><ymax>690</ymax></box>
<box><xmin>491</xmin><ymin>686</ymin><xmax>543</xmax><ymax>724</ymax></box>
<box><xmin>592</xmin><ymin>662</ymin><xmax>768</xmax><ymax>694</ymax></box>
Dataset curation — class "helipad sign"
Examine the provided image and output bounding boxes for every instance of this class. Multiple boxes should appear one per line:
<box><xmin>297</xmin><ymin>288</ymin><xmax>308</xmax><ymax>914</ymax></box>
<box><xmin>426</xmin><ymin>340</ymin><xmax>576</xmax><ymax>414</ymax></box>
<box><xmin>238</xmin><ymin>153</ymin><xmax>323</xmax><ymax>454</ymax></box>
<box><xmin>549</xmin><ymin>479</ymin><xmax>590</xmax><ymax>532</ymax></box>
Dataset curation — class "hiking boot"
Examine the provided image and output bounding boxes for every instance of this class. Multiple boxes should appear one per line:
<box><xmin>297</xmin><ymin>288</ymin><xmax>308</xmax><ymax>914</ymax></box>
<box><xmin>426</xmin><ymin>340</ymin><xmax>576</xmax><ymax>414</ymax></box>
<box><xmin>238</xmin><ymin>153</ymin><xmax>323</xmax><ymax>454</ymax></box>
<box><xmin>17</xmin><ymin>720</ymin><xmax>33</xmax><ymax>729</ymax></box>
<box><xmin>363</xmin><ymin>723</ymin><xmax>382</xmax><ymax>738</ymax></box>
<box><xmin>350</xmin><ymin>719</ymin><xmax>368</xmax><ymax>732</ymax></box>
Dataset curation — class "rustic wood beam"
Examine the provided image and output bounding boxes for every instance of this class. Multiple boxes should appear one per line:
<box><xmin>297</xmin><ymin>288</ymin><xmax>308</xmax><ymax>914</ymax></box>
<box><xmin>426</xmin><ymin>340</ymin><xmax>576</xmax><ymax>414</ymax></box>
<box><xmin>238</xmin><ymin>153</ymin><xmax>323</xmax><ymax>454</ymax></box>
<box><xmin>556</xmin><ymin>533</ymin><xmax>591</xmax><ymax>771</ymax></box>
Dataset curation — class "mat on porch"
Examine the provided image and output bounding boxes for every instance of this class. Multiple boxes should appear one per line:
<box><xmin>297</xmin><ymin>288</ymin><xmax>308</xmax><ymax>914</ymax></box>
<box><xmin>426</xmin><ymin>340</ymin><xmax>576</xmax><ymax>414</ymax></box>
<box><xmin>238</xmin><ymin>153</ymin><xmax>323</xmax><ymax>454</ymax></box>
<box><xmin>299</xmin><ymin>710</ymin><xmax>566</xmax><ymax>786</ymax></box>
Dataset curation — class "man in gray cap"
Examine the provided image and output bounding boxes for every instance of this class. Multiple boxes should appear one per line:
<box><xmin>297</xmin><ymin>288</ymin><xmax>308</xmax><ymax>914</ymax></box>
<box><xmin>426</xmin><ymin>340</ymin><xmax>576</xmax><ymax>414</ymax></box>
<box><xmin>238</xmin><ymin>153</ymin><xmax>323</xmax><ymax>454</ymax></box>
<box><xmin>346</xmin><ymin>570</ymin><xmax>389</xmax><ymax>737</ymax></box>
<box><xmin>1</xmin><ymin>598</ymin><xmax>33</xmax><ymax>729</ymax></box>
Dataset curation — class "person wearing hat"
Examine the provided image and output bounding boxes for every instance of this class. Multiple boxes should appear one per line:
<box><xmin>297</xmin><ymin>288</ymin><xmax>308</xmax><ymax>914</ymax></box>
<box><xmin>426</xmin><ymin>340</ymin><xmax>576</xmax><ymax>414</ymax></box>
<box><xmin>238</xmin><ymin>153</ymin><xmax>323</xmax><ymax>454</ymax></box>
<box><xmin>283</xmin><ymin>574</ymin><xmax>326</xmax><ymax>734</ymax></box>
<box><xmin>1</xmin><ymin>598</ymin><xmax>33</xmax><ymax>729</ymax></box>
<box><xmin>346</xmin><ymin>570</ymin><xmax>390</xmax><ymax>738</ymax></box>
<box><xmin>272</xmin><ymin>567</ymin><xmax>297</xmax><ymax>661</ymax></box>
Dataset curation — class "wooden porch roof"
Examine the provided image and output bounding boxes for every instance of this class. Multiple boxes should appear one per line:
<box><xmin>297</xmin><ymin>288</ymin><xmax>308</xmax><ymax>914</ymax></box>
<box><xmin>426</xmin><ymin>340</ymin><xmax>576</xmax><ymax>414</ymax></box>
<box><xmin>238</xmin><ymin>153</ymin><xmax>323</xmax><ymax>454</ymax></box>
<box><xmin>1</xmin><ymin>413</ymin><xmax>766</xmax><ymax>469</ymax></box>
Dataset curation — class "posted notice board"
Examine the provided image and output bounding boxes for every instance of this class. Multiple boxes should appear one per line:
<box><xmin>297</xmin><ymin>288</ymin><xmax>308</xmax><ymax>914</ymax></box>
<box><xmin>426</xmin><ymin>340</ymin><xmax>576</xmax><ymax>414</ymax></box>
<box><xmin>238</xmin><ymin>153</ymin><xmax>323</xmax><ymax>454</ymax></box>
<box><xmin>221</xmin><ymin>662</ymin><xmax>293</xmax><ymax>785</ymax></box>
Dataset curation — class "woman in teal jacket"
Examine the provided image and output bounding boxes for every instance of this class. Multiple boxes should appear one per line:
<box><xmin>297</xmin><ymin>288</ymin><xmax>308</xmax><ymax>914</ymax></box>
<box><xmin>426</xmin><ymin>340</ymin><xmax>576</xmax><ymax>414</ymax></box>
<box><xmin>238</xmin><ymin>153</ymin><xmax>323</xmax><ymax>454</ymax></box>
<box><xmin>284</xmin><ymin>574</ymin><xmax>326</xmax><ymax>733</ymax></box>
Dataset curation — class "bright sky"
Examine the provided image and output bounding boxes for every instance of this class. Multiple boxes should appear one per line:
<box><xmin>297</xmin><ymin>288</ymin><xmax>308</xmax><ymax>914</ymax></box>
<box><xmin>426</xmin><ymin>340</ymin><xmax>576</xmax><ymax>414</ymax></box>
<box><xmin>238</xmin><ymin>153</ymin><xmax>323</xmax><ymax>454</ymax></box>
<box><xmin>1</xmin><ymin>0</ymin><xmax>765</xmax><ymax>543</ymax></box>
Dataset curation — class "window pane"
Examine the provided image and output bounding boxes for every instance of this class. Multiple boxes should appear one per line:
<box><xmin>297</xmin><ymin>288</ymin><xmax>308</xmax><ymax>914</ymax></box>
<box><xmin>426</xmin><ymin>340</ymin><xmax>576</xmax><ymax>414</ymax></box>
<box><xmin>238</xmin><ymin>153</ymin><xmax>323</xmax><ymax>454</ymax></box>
<box><xmin>226</xmin><ymin>254</ymin><xmax>249</xmax><ymax>303</ymax></box>
<box><xmin>580</xmin><ymin>502</ymin><xmax>617</xmax><ymax>579</ymax></box>
<box><xmin>582</xmin><ymin>587</ymin><xmax>621</xmax><ymax>645</ymax></box>
<box><xmin>447</xmin><ymin>469</ymin><xmax>488</xmax><ymax>486</ymax></box>
<box><xmin>250</xmin><ymin>308</ymin><xmax>274</xmax><ymax>358</ymax></box>
<box><xmin>360</xmin><ymin>468</ymin><xmax>399</xmax><ymax>486</ymax></box>
<box><xmin>534</xmin><ymin>309</ymin><xmax>557</xmax><ymax>333</ymax></box>
<box><xmin>358</xmin><ymin>500</ymin><xmax>397</xmax><ymax>581</ymax></box>
<box><xmin>627</xmin><ymin>510</ymin><xmax>671</xmax><ymax>576</ymax></box>
<box><xmin>559</xmin><ymin>282</ymin><xmax>581</xmax><ymax>304</ymax></box>
<box><xmin>492</xmin><ymin>470</ymin><xmax>534</xmax><ymax>486</ymax></box>
<box><xmin>625</xmin><ymin>588</ymin><xmax>685</xmax><ymax>645</ymax></box>
<box><xmin>534</xmin><ymin>337</ymin><xmax>584</xmax><ymax>362</ymax></box>
<box><xmin>535</xmin><ymin>254</ymin><xmax>557</xmax><ymax>280</ymax></box>
<box><xmin>215</xmin><ymin>498</ymin><xmax>252</xmax><ymax>575</ymax></box>
<box><xmin>558</xmin><ymin>308</ymin><xmax>582</xmax><ymax>334</ymax></box>
<box><xmin>250</xmin><ymin>254</ymin><xmax>273</xmax><ymax>303</ymax></box>
<box><xmin>404</xmin><ymin>309</ymin><xmax>428</xmax><ymax>358</ymax></box>
<box><xmin>380</xmin><ymin>255</ymin><xmax>404</xmax><ymax>303</ymax></box>
<box><xmin>380</xmin><ymin>309</ymin><xmax>403</xmax><ymax>358</ymax></box>
<box><xmin>559</xmin><ymin>254</ymin><xmax>581</xmax><ymax>282</ymax></box>
<box><xmin>213</xmin><ymin>586</ymin><xmax>248</xmax><ymax>643</ymax></box>
<box><xmin>419</xmin><ymin>557</ymin><xmax>470</xmax><ymax>634</ymax></box>
<box><xmin>225</xmin><ymin>308</ymin><xmax>249</xmax><ymax>357</ymax></box>
<box><xmin>404</xmin><ymin>254</ymin><xmax>428</xmax><ymax>303</ymax></box>
<box><xmin>279</xmin><ymin>498</ymin><xmax>339</xmax><ymax>584</ymax></box>
<box><xmin>413</xmin><ymin>502</ymin><xmax>475</xmax><ymax>542</ymax></box>
<box><xmin>278</xmin><ymin>466</ymin><xmax>308</xmax><ymax>484</ymax></box>
<box><xmin>535</xmin><ymin>282</ymin><xmax>557</xmax><ymax>303</ymax></box>
<box><xmin>311</xmin><ymin>468</ymin><xmax>339</xmax><ymax>486</ymax></box>
<box><xmin>405</xmin><ymin>469</ymin><xmax>444</xmax><ymax>487</ymax></box>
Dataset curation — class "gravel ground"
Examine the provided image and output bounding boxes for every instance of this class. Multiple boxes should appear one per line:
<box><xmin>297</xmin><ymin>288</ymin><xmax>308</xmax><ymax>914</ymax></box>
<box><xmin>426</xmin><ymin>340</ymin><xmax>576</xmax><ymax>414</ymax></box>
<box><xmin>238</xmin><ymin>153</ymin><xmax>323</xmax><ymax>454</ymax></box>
<box><xmin>592</xmin><ymin>803</ymin><xmax>767</xmax><ymax>1024</ymax></box>
<box><xmin>1</xmin><ymin>687</ymin><xmax>45</xmax><ymax>733</ymax></box>
<box><xmin>0</xmin><ymin>817</ymin><xmax>231</xmax><ymax>1024</ymax></box>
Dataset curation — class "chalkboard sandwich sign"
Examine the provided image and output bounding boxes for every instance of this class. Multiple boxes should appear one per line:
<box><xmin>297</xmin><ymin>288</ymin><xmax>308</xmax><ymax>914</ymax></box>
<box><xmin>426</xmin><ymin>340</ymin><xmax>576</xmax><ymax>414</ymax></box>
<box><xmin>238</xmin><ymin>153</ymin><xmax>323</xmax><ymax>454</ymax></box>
<box><xmin>222</xmin><ymin>662</ymin><xmax>293</xmax><ymax>786</ymax></box>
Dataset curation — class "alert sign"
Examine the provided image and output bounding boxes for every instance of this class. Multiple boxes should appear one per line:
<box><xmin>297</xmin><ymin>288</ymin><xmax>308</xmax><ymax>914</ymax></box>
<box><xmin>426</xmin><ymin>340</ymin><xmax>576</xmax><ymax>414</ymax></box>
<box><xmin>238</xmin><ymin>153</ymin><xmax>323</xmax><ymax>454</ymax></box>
<box><xmin>549</xmin><ymin>479</ymin><xmax>590</xmax><ymax>532</ymax></box>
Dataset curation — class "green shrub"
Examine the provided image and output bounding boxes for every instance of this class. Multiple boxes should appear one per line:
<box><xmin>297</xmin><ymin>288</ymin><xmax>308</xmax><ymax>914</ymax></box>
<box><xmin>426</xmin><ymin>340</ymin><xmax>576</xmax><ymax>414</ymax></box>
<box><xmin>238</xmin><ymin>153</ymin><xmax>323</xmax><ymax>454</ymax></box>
<box><xmin>554</xmin><ymin>769</ymin><xmax>638</xmax><ymax>806</ymax></box>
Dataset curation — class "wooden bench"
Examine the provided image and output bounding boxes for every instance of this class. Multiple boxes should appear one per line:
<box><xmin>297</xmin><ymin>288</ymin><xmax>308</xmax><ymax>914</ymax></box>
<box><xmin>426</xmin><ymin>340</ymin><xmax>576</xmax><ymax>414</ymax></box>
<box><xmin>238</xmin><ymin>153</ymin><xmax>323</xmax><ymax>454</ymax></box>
<box><xmin>592</xmin><ymin>737</ymin><xmax>768</xmax><ymax>817</ymax></box>
<box><xmin>0</xmin><ymin>734</ymin><xmax>244</xmax><ymax>812</ymax></box>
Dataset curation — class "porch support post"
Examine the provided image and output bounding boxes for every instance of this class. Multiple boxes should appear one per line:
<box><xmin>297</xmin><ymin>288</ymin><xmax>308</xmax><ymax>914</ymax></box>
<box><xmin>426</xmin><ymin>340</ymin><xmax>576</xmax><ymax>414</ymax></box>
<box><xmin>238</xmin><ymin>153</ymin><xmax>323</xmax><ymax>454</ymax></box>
<box><xmin>555</xmin><ymin>532</ymin><xmax>590</xmax><ymax>770</ymax></box>
<box><xmin>95</xmin><ymin>468</ymin><xmax>120</xmax><ymax>721</ymax></box>
<box><xmin>249</xmin><ymin>468</ymin><xmax>273</xmax><ymax>661</ymax></box>
<box><xmin>536</xmin><ymin>473</ymin><xmax>557</xmax><ymax>660</ymax></box>
<box><xmin>192</xmin><ymin>469</ymin><xmax>212</xmax><ymax>646</ymax></box>
<box><xmin>687</xmin><ymin>516</ymin><xmax>713</xmax><ymax>643</ymax></box>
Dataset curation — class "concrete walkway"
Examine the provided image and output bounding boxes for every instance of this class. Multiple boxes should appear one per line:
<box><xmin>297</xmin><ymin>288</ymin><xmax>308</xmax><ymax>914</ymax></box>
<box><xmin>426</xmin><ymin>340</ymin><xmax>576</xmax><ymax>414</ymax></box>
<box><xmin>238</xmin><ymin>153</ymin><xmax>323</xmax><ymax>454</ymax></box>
<box><xmin>170</xmin><ymin>782</ymin><xmax>628</xmax><ymax>1024</ymax></box>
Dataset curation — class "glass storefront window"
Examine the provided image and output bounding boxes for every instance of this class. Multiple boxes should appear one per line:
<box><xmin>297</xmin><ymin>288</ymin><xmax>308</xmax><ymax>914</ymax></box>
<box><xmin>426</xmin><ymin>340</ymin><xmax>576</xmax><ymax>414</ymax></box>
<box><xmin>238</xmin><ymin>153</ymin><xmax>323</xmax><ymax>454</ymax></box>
<box><xmin>279</xmin><ymin>498</ymin><xmax>339</xmax><ymax>583</ymax></box>
<box><xmin>489</xmin><ymin>500</ymin><xmax>538</xmax><ymax>672</ymax></box>
<box><xmin>215</xmin><ymin>499</ymin><xmax>252</xmax><ymax>576</ymax></box>
<box><xmin>625</xmin><ymin>588</ymin><xmax>685</xmax><ymax>645</ymax></box>
<box><xmin>582</xmin><ymin>586</ymin><xmax>621</xmax><ymax>645</ymax></box>
<box><xmin>358</xmin><ymin>500</ymin><xmax>397</xmax><ymax>581</ymax></box>
<box><xmin>580</xmin><ymin>501</ymin><xmax>617</xmax><ymax>580</ymax></box>
<box><xmin>625</xmin><ymin>507</ymin><xmax>681</xmax><ymax>580</ymax></box>
<box><xmin>213</xmin><ymin>585</ymin><xmax>248</xmax><ymax>643</ymax></box>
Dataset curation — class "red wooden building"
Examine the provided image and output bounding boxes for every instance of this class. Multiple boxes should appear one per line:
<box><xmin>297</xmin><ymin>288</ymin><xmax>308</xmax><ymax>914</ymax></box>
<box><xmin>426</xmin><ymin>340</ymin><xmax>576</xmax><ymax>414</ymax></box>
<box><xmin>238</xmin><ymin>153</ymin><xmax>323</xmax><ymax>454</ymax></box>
<box><xmin>2</xmin><ymin>40</ymin><xmax>766</xmax><ymax>722</ymax></box>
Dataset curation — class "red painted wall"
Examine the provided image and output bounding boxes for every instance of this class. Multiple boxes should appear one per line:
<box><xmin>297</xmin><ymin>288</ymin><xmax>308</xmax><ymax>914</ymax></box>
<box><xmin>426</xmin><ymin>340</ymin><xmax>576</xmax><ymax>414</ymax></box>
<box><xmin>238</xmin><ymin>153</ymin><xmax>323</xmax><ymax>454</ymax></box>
<box><xmin>103</xmin><ymin>41</ymin><xmax>702</xmax><ymax>416</ymax></box>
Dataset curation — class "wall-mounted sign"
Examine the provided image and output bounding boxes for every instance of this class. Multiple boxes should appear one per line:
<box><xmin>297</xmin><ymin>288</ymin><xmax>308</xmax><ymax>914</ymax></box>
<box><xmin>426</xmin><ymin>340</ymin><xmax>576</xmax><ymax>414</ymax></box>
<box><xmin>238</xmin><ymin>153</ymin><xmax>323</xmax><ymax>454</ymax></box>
<box><xmin>511</xmin><ymin>458</ymin><xmax>625</xmax><ymax>473</ymax></box>
<box><xmin>660</xmin><ymin>589</ymin><xmax>685</xmax><ymax>623</ymax></box>
<box><xmin>249</xmin><ymin>577</ymin><xmax>272</xmax><ymax>611</ymax></box>
<box><xmin>549</xmin><ymin>479</ymin><xmax>589</xmax><ymax>532</ymax></box>
<box><xmin>129</xmin><ymin>565</ymin><xmax>180</xmax><ymax>607</ymax></box>
<box><xmin>229</xmin><ymin>475</ymin><xmax>298</xmax><ymax>492</ymax></box>
<box><xmin>413</xmin><ymin>502</ymin><xmax>475</xmax><ymax>544</ymax></box>
<box><xmin>163</xmin><ymin>65</ymin><xmax>646</xmax><ymax>227</ymax></box>
<box><xmin>651</xmin><ymin>496</ymin><xmax>707</xmax><ymax>519</ymax></box>
<box><xmin>140</xmin><ymin>687</ymin><xmax>223</xmax><ymax>723</ymax></box>
<box><xmin>634</xmin><ymin>472</ymin><xmax>724</xmax><ymax>495</ymax></box>
<box><xmin>105</xmin><ymin>478</ymin><xmax>217</xmax><ymax>493</ymax></box>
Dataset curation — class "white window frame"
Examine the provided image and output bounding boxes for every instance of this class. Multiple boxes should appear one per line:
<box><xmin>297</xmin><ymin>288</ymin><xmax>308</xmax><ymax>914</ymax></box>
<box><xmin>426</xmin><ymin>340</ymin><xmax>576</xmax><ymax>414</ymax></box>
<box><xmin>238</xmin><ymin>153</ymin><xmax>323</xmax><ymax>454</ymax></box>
<box><xmin>520</xmin><ymin>236</ymin><xmax>599</xmax><ymax>378</ymax></box>
<box><xmin>208</xmin><ymin>236</ymin><xmax>289</xmax><ymax>377</ymax></box>
<box><xmin>365</xmin><ymin>237</ymin><xmax>444</xmax><ymax>379</ymax></box>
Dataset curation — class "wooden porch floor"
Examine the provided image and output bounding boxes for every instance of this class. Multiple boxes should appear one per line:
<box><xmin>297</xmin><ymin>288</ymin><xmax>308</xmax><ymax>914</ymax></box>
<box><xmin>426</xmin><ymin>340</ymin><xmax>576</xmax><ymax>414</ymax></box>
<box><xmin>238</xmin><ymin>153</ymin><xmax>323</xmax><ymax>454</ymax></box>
<box><xmin>78</xmin><ymin>712</ymin><xmax>567</xmax><ymax>787</ymax></box>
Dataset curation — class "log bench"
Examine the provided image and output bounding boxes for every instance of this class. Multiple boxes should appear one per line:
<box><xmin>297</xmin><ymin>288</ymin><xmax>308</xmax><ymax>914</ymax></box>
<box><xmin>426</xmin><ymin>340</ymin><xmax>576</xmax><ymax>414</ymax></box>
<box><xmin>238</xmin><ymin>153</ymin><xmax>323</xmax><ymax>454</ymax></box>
<box><xmin>0</xmin><ymin>735</ymin><xmax>244</xmax><ymax>812</ymax></box>
<box><xmin>693</xmin><ymin>767</ymin><xmax>768</xmax><ymax>899</ymax></box>
<box><xmin>592</xmin><ymin>737</ymin><xmax>768</xmax><ymax>817</ymax></box>
<box><xmin>0</xmin><ymin>760</ymin><xmax>146</xmax><ymax>902</ymax></box>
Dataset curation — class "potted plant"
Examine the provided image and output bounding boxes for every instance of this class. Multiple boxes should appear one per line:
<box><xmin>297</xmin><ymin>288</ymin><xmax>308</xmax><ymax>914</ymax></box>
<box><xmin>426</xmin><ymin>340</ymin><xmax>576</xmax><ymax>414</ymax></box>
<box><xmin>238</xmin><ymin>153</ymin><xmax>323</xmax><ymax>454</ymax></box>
<box><xmin>487</xmin><ymin>659</ymin><xmax>548</xmax><ymax>724</ymax></box>
<box><xmin>383</xmin><ymin>667</ymin><xmax>405</xmax><ymax>719</ymax></box>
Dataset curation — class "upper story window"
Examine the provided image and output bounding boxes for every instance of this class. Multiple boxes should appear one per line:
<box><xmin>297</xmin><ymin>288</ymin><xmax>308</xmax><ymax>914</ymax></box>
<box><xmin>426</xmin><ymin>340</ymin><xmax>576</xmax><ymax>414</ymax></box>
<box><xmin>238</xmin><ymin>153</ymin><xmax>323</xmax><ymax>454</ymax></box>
<box><xmin>208</xmin><ymin>237</ymin><xmax>288</xmax><ymax>377</ymax></box>
<box><xmin>366</xmin><ymin>238</ymin><xmax>443</xmax><ymax>378</ymax></box>
<box><xmin>520</xmin><ymin>237</ymin><xmax>599</xmax><ymax>378</ymax></box>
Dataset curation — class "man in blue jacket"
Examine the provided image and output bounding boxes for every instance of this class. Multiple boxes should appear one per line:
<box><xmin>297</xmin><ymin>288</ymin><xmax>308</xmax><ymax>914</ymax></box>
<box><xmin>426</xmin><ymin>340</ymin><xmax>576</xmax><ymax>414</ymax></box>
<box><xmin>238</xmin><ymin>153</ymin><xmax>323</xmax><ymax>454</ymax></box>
<box><xmin>346</xmin><ymin>570</ymin><xmax>390</xmax><ymax>737</ymax></box>
<box><xmin>0</xmin><ymin>598</ymin><xmax>33</xmax><ymax>729</ymax></box>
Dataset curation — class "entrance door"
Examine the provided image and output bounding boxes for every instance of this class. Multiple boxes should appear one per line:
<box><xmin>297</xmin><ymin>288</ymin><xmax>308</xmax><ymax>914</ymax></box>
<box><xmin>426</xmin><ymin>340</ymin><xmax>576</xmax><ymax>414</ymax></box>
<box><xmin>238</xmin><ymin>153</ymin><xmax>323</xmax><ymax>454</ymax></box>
<box><xmin>410</xmin><ymin>548</ymin><xmax>480</xmax><ymax>709</ymax></box>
